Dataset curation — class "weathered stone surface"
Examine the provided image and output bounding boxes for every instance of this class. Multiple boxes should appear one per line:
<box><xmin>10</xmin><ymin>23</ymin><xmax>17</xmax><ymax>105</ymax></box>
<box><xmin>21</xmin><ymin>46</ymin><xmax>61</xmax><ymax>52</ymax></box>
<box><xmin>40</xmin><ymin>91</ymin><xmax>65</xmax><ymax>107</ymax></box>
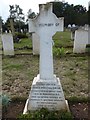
<box><xmin>28</xmin><ymin>74</ymin><xmax>67</xmax><ymax>110</ymax></box>
<box><xmin>24</xmin><ymin>3</ymin><xmax>67</xmax><ymax>112</ymax></box>
<box><xmin>73</xmin><ymin>29</ymin><xmax>88</xmax><ymax>53</ymax></box>
<box><xmin>1</xmin><ymin>33</ymin><xmax>14</xmax><ymax>55</ymax></box>
<box><xmin>32</xmin><ymin>33</ymin><xmax>40</xmax><ymax>55</ymax></box>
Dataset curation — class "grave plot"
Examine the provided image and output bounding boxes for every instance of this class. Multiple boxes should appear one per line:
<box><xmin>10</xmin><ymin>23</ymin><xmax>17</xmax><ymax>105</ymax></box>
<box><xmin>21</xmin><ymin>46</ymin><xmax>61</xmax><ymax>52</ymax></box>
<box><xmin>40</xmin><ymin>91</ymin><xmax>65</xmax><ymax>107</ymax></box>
<box><xmin>26</xmin><ymin>2</ymin><xmax>68</xmax><ymax>112</ymax></box>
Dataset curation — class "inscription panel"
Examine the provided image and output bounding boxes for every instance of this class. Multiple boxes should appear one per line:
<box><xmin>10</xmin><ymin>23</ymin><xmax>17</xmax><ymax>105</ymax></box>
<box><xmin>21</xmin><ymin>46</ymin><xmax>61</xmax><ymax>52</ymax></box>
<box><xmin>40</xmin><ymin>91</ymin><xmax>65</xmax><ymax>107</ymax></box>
<box><xmin>29</xmin><ymin>82</ymin><xmax>66</xmax><ymax>110</ymax></box>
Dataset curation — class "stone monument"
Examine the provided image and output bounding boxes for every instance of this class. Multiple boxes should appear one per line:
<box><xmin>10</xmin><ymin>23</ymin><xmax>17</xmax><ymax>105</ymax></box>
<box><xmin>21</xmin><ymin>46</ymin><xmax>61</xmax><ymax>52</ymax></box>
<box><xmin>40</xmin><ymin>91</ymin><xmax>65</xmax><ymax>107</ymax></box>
<box><xmin>32</xmin><ymin>33</ymin><xmax>40</xmax><ymax>55</ymax></box>
<box><xmin>0</xmin><ymin>19</ymin><xmax>2</xmax><ymax>34</ymax></box>
<box><xmin>24</xmin><ymin>3</ymin><xmax>68</xmax><ymax>113</ymax></box>
<box><xmin>1</xmin><ymin>33</ymin><xmax>14</xmax><ymax>55</ymax></box>
<box><xmin>73</xmin><ymin>28</ymin><xmax>88</xmax><ymax>53</ymax></box>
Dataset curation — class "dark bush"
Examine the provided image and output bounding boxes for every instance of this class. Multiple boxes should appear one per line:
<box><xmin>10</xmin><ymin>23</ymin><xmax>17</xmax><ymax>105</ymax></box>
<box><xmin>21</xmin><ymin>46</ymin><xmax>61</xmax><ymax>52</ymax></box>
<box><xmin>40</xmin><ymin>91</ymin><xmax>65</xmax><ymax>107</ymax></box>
<box><xmin>86</xmin><ymin>44</ymin><xmax>90</xmax><ymax>48</ymax></box>
<box><xmin>13</xmin><ymin>32</ymin><xmax>28</xmax><ymax>43</ymax></box>
<box><xmin>15</xmin><ymin>32</ymin><xmax>28</xmax><ymax>39</ymax></box>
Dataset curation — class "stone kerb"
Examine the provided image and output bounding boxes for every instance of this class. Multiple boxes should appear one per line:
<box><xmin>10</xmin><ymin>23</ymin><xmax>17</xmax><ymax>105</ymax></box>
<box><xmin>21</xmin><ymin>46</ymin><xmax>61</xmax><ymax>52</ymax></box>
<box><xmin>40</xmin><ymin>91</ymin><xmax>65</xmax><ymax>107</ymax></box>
<box><xmin>1</xmin><ymin>33</ymin><xmax>14</xmax><ymax>55</ymax></box>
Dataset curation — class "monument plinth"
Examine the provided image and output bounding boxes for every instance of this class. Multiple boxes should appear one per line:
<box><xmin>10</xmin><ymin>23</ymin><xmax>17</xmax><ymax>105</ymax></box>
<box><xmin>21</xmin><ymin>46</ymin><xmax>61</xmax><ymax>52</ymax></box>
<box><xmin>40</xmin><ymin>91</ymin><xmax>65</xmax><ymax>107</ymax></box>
<box><xmin>24</xmin><ymin>3</ymin><xmax>68</xmax><ymax>113</ymax></box>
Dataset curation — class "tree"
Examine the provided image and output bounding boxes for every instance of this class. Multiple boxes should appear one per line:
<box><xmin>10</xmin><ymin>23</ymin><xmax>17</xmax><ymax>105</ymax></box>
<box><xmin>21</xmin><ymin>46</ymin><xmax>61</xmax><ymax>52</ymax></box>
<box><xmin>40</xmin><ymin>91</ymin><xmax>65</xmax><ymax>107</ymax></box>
<box><xmin>9</xmin><ymin>5</ymin><xmax>25</xmax><ymax>32</ymax></box>
<box><xmin>9</xmin><ymin>5</ymin><xmax>24</xmax><ymax>21</ymax></box>
<box><xmin>88</xmin><ymin>3</ymin><xmax>90</xmax><ymax>25</ymax></box>
<box><xmin>52</xmin><ymin>1</ymin><xmax>88</xmax><ymax>26</ymax></box>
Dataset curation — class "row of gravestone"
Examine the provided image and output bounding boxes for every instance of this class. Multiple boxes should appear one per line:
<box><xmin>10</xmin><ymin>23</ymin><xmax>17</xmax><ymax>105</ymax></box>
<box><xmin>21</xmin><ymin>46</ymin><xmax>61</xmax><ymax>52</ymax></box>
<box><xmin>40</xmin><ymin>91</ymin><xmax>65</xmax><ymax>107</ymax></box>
<box><xmin>0</xmin><ymin>27</ymin><xmax>89</xmax><ymax>56</ymax></box>
<box><xmin>1</xmin><ymin>2</ymin><xmax>89</xmax><ymax>114</ymax></box>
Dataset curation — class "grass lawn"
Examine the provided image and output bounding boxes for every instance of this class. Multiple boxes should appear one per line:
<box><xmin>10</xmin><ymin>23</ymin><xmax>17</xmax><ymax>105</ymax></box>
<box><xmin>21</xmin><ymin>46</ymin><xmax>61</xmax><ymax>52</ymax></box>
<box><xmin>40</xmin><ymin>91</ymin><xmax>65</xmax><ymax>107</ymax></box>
<box><xmin>14</xmin><ymin>38</ymin><xmax>32</xmax><ymax>49</ymax></box>
<box><xmin>2</xmin><ymin>31</ymin><xmax>88</xmax><ymax>100</ymax></box>
<box><xmin>2</xmin><ymin>55</ymin><xmax>88</xmax><ymax>99</ymax></box>
<box><xmin>53</xmin><ymin>31</ymin><xmax>73</xmax><ymax>47</ymax></box>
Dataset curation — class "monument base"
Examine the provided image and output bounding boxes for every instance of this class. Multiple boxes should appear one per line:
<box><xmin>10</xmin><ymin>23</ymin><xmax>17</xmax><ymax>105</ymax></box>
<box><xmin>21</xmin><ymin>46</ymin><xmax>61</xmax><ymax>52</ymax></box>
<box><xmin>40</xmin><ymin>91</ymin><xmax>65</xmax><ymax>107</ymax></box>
<box><xmin>23</xmin><ymin>74</ymin><xmax>69</xmax><ymax>114</ymax></box>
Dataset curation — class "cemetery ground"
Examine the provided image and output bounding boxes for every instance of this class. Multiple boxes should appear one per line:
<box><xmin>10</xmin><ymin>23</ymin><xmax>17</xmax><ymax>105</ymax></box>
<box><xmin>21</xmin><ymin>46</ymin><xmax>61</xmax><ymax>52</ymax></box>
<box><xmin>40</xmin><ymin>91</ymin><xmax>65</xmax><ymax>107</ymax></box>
<box><xmin>1</xmin><ymin>31</ymin><xmax>89</xmax><ymax>119</ymax></box>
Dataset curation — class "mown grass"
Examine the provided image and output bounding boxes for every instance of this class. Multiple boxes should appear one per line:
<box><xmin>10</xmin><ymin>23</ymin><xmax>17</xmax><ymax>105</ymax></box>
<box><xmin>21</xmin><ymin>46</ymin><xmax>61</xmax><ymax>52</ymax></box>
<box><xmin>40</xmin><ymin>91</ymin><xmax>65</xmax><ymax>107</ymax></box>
<box><xmin>3</xmin><ymin>64</ymin><xmax>23</xmax><ymax>70</ymax></box>
<box><xmin>14</xmin><ymin>31</ymin><xmax>73</xmax><ymax>55</ymax></box>
<box><xmin>2</xmin><ymin>55</ymin><xmax>88</xmax><ymax>98</ymax></box>
<box><xmin>2</xmin><ymin>30</ymin><xmax>88</xmax><ymax>98</ymax></box>
<box><xmin>14</xmin><ymin>38</ymin><xmax>32</xmax><ymax>49</ymax></box>
<box><xmin>14</xmin><ymin>31</ymin><xmax>72</xmax><ymax>49</ymax></box>
<box><xmin>53</xmin><ymin>31</ymin><xmax>73</xmax><ymax>47</ymax></box>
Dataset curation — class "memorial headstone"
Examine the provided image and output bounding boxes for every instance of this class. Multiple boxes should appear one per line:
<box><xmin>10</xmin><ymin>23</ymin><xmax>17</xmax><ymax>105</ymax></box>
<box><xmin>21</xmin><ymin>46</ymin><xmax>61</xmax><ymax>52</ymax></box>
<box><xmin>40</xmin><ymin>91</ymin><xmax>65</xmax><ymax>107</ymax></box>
<box><xmin>24</xmin><ymin>3</ymin><xmax>68</xmax><ymax>113</ymax></box>
<box><xmin>89</xmin><ymin>27</ymin><xmax>90</xmax><ymax>44</ymax></box>
<box><xmin>73</xmin><ymin>28</ymin><xmax>88</xmax><ymax>53</ymax></box>
<box><xmin>0</xmin><ymin>20</ymin><xmax>2</xmax><ymax>34</ymax></box>
<box><xmin>71</xmin><ymin>30</ymin><xmax>75</xmax><ymax>40</ymax></box>
<box><xmin>32</xmin><ymin>33</ymin><xmax>40</xmax><ymax>55</ymax></box>
<box><xmin>84</xmin><ymin>24</ymin><xmax>89</xmax><ymax>30</ymax></box>
<box><xmin>1</xmin><ymin>33</ymin><xmax>14</xmax><ymax>55</ymax></box>
<box><xmin>0</xmin><ymin>35</ymin><xmax>2</xmax><ymax>55</ymax></box>
<box><xmin>71</xmin><ymin>25</ymin><xmax>78</xmax><ymax>40</ymax></box>
<box><xmin>72</xmin><ymin>24</ymin><xmax>76</xmax><ymax>27</ymax></box>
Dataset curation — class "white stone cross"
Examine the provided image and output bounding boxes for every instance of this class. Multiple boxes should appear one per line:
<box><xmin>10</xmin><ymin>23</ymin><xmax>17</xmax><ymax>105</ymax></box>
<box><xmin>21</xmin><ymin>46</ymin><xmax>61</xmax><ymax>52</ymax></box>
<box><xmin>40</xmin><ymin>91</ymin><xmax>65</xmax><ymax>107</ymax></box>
<box><xmin>29</xmin><ymin>3</ymin><xmax>64</xmax><ymax>80</ymax></box>
<box><xmin>23</xmin><ymin>3</ymin><xmax>68</xmax><ymax>112</ymax></box>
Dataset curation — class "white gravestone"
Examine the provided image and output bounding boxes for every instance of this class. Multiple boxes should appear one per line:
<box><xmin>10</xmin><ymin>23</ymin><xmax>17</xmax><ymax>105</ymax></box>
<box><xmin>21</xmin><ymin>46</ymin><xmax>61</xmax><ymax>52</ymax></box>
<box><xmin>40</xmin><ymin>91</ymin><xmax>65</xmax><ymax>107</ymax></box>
<box><xmin>24</xmin><ymin>3</ymin><xmax>68</xmax><ymax>112</ymax></box>
<box><xmin>0</xmin><ymin>20</ymin><xmax>2</xmax><ymax>34</ymax></box>
<box><xmin>32</xmin><ymin>33</ymin><xmax>40</xmax><ymax>55</ymax></box>
<box><xmin>71</xmin><ymin>31</ymin><xmax>75</xmax><ymax>40</ymax></box>
<box><xmin>89</xmin><ymin>27</ymin><xmax>90</xmax><ymax>44</ymax></box>
<box><xmin>73</xmin><ymin>29</ymin><xmax>88</xmax><ymax>53</ymax></box>
<box><xmin>84</xmin><ymin>24</ymin><xmax>89</xmax><ymax>30</ymax></box>
<box><xmin>1</xmin><ymin>33</ymin><xmax>14</xmax><ymax>55</ymax></box>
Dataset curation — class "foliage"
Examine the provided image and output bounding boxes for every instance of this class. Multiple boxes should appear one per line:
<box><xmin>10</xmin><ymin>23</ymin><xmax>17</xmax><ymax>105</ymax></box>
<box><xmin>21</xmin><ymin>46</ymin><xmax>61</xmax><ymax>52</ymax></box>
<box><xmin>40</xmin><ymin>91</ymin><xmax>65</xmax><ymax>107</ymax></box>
<box><xmin>52</xmin><ymin>1</ymin><xmax>88</xmax><ymax>26</ymax></box>
<box><xmin>8</xmin><ymin>5</ymin><xmax>26</xmax><ymax>33</ymax></box>
<box><xmin>68</xmin><ymin>96</ymin><xmax>89</xmax><ymax>103</ymax></box>
<box><xmin>9</xmin><ymin>5</ymin><xmax>24</xmax><ymax>21</ymax></box>
<box><xmin>53</xmin><ymin>31</ymin><xmax>73</xmax><ymax>47</ymax></box>
<box><xmin>1</xmin><ymin>94</ymin><xmax>11</xmax><ymax>112</ymax></box>
<box><xmin>15</xmin><ymin>32</ymin><xmax>28</xmax><ymax>39</ymax></box>
<box><xmin>2</xmin><ymin>2</ymin><xmax>88</xmax><ymax>32</ymax></box>
<box><xmin>14</xmin><ymin>38</ymin><xmax>32</xmax><ymax>48</ymax></box>
<box><xmin>85</xmin><ymin>44</ymin><xmax>90</xmax><ymax>53</ymax></box>
<box><xmin>18</xmin><ymin>108</ymin><xmax>73</xmax><ymax>120</ymax></box>
<box><xmin>88</xmin><ymin>4</ymin><xmax>90</xmax><ymax>25</ymax></box>
<box><xmin>53</xmin><ymin>47</ymin><xmax>66</xmax><ymax>57</ymax></box>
